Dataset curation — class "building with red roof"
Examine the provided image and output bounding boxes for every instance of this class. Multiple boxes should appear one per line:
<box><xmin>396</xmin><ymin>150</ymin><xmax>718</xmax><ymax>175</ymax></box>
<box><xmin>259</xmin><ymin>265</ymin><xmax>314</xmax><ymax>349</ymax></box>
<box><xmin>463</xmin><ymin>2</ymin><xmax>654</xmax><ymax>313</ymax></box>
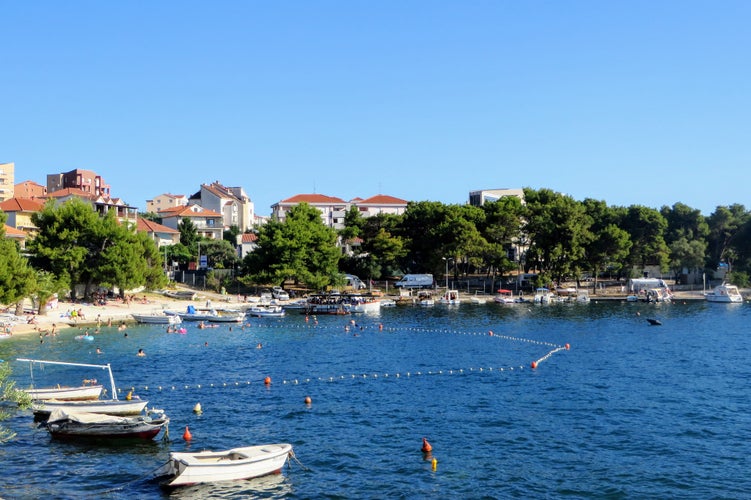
<box><xmin>271</xmin><ymin>193</ymin><xmax>408</xmax><ymax>229</ymax></box>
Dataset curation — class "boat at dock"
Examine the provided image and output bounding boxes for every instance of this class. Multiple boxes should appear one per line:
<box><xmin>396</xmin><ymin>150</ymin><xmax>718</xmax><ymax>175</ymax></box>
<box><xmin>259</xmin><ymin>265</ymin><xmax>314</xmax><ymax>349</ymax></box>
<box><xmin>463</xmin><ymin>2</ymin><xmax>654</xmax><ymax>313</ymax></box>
<box><xmin>705</xmin><ymin>283</ymin><xmax>743</xmax><ymax>303</ymax></box>
<box><xmin>438</xmin><ymin>290</ymin><xmax>461</xmax><ymax>305</ymax></box>
<box><xmin>247</xmin><ymin>305</ymin><xmax>286</xmax><ymax>318</ymax></box>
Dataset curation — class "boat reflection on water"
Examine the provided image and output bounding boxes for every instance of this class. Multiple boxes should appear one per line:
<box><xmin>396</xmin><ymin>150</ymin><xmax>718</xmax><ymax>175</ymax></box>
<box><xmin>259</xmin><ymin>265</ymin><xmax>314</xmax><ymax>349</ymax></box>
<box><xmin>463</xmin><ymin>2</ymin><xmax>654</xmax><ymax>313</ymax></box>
<box><xmin>156</xmin><ymin>470</ymin><xmax>292</xmax><ymax>499</ymax></box>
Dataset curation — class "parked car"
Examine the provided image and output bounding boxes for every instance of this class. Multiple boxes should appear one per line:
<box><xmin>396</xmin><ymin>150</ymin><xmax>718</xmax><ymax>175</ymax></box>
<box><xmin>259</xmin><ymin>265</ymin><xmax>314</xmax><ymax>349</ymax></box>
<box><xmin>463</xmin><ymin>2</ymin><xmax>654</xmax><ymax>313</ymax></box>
<box><xmin>271</xmin><ymin>286</ymin><xmax>290</xmax><ymax>301</ymax></box>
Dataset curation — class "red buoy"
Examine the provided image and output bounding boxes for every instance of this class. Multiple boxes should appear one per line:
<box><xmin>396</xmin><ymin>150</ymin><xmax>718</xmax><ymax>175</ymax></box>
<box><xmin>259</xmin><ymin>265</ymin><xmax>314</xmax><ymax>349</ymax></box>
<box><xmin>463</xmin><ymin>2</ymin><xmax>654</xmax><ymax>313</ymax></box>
<box><xmin>565</xmin><ymin>343</ymin><xmax>570</xmax><ymax>350</ymax></box>
<box><xmin>531</xmin><ymin>361</ymin><xmax>538</xmax><ymax>369</ymax></box>
<box><xmin>183</xmin><ymin>426</ymin><xmax>192</xmax><ymax>441</ymax></box>
<box><xmin>421</xmin><ymin>437</ymin><xmax>432</xmax><ymax>453</ymax></box>
<box><xmin>264</xmin><ymin>376</ymin><xmax>271</xmax><ymax>385</ymax></box>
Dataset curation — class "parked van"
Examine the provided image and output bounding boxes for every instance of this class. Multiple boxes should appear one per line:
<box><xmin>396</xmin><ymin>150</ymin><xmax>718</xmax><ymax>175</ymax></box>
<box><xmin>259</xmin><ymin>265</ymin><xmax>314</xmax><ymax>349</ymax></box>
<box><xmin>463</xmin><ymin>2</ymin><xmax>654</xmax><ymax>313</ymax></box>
<box><xmin>394</xmin><ymin>274</ymin><xmax>434</xmax><ymax>289</ymax></box>
<box><xmin>344</xmin><ymin>274</ymin><xmax>366</xmax><ymax>290</ymax></box>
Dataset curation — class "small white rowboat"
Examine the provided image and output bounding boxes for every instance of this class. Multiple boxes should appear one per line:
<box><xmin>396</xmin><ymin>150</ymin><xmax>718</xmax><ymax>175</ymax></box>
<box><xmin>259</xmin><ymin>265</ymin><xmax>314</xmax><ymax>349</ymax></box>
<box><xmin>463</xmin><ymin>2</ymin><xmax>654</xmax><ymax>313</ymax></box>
<box><xmin>156</xmin><ymin>443</ymin><xmax>293</xmax><ymax>487</ymax></box>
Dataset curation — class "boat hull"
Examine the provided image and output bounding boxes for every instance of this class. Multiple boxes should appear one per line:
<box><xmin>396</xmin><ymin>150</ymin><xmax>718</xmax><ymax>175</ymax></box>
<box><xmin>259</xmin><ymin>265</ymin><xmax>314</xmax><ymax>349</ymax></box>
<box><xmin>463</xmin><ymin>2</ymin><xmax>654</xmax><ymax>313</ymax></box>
<box><xmin>45</xmin><ymin>410</ymin><xmax>169</xmax><ymax>440</ymax></box>
<box><xmin>157</xmin><ymin>443</ymin><xmax>293</xmax><ymax>487</ymax></box>
<box><xmin>32</xmin><ymin>399</ymin><xmax>149</xmax><ymax>418</ymax></box>
<box><xmin>24</xmin><ymin>385</ymin><xmax>103</xmax><ymax>401</ymax></box>
<box><xmin>132</xmin><ymin>314</ymin><xmax>182</xmax><ymax>324</ymax></box>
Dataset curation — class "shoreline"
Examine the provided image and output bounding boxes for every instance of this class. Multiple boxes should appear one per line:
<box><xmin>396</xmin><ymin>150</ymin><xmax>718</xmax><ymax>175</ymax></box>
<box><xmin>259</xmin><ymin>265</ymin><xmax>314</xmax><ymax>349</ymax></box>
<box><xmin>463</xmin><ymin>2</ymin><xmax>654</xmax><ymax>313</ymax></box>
<box><xmin>0</xmin><ymin>288</ymin><xmax>722</xmax><ymax>338</ymax></box>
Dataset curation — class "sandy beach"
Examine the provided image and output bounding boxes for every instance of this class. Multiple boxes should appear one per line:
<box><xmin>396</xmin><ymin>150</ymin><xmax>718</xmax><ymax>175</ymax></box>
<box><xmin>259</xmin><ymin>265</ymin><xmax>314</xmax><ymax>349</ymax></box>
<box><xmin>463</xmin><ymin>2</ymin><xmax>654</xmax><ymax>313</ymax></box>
<box><xmin>2</xmin><ymin>288</ymin><xmax>238</xmax><ymax>337</ymax></box>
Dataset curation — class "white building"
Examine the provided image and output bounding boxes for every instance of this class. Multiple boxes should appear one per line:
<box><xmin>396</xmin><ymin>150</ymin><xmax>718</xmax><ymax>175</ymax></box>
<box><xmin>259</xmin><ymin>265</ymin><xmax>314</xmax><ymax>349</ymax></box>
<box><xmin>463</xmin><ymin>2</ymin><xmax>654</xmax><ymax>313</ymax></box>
<box><xmin>146</xmin><ymin>193</ymin><xmax>189</xmax><ymax>214</ymax></box>
<box><xmin>271</xmin><ymin>193</ymin><xmax>408</xmax><ymax>229</ymax></box>
<box><xmin>468</xmin><ymin>188</ymin><xmax>525</xmax><ymax>207</ymax></box>
<box><xmin>189</xmin><ymin>181</ymin><xmax>255</xmax><ymax>232</ymax></box>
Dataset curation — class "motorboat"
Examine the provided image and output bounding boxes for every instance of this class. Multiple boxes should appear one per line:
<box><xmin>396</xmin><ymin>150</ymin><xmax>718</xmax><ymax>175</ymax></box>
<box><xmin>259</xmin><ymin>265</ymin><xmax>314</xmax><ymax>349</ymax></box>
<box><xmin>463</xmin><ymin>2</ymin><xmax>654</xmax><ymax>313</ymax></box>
<box><xmin>17</xmin><ymin>358</ymin><xmax>149</xmax><ymax>419</ymax></box>
<box><xmin>206</xmin><ymin>310</ymin><xmax>246</xmax><ymax>323</ymax></box>
<box><xmin>533</xmin><ymin>288</ymin><xmax>555</xmax><ymax>304</ymax></box>
<box><xmin>155</xmin><ymin>443</ymin><xmax>293</xmax><ymax>487</ymax></box>
<box><xmin>172</xmin><ymin>305</ymin><xmax>221</xmax><ymax>322</ymax></box>
<box><xmin>437</xmin><ymin>290</ymin><xmax>461</xmax><ymax>305</ymax></box>
<box><xmin>494</xmin><ymin>289</ymin><xmax>516</xmax><ymax>304</ymax></box>
<box><xmin>247</xmin><ymin>305</ymin><xmax>285</xmax><ymax>318</ymax></box>
<box><xmin>343</xmin><ymin>295</ymin><xmax>382</xmax><ymax>313</ymax></box>
<box><xmin>43</xmin><ymin>408</ymin><xmax>169</xmax><ymax>440</ymax></box>
<box><xmin>132</xmin><ymin>312</ymin><xmax>182</xmax><ymax>325</ymax></box>
<box><xmin>705</xmin><ymin>283</ymin><xmax>743</xmax><ymax>303</ymax></box>
<box><xmin>379</xmin><ymin>299</ymin><xmax>396</xmax><ymax>307</ymax></box>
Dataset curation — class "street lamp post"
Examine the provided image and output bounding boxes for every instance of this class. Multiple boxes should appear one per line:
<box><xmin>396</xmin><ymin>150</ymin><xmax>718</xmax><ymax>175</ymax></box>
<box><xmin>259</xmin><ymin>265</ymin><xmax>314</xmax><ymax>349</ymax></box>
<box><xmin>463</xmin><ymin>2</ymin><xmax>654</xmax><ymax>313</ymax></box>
<box><xmin>442</xmin><ymin>257</ymin><xmax>452</xmax><ymax>291</ymax></box>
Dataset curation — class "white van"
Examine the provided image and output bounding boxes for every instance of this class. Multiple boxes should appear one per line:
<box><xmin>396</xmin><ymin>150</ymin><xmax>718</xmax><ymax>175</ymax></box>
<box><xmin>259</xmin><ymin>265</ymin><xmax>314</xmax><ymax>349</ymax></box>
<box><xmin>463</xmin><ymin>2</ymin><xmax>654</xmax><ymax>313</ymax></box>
<box><xmin>344</xmin><ymin>274</ymin><xmax>366</xmax><ymax>290</ymax></box>
<box><xmin>394</xmin><ymin>274</ymin><xmax>434</xmax><ymax>289</ymax></box>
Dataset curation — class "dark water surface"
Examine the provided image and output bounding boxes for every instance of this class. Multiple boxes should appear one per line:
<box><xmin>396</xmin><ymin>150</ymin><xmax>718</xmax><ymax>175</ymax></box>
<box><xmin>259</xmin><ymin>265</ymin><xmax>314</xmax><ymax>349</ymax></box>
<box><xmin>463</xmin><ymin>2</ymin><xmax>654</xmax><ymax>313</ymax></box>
<box><xmin>1</xmin><ymin>301</ymin><xmax>750</xmax><ymax>499</ymax></box>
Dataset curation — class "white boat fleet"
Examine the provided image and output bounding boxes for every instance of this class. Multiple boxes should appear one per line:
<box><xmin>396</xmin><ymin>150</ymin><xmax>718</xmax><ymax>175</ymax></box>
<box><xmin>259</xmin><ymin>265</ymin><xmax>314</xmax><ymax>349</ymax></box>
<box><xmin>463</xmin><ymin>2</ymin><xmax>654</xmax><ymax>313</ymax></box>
<box><xmin>16</xmin><ymin>357</ymin><xmax>294</xmax><ymax>489</ymax></box>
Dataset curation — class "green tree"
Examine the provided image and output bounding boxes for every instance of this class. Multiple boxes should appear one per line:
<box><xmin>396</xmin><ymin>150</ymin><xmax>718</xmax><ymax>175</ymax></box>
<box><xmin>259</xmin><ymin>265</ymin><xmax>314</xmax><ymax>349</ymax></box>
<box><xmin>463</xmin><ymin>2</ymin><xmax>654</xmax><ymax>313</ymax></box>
<box><xmin>0</xmin><ymin>214</ymin><xmax>37</xmax><ymax>315</ymax></box>
<box><xmin>480</xmin><ymin>196</ymin><xmax>525</xmax><ymax>281</ymax></box>
<box><xmin>31</xmin><ymin>270</ymin><xmax>67</xmax><ymax>316</ymax></box>
<box><xmin>30</xmin><ymin>198</ymin><xmax>166</xmax><ymax>298</ymax></box>
<box><xmin>223</xmin><ymin>225</ymin><xmax>241</xmax><ymax>244</ymax></box>
<box><xmin>580</xmin><ymin>199</ymin><xmax>632</xmax><ymax>290</ymax></box>
<box><xmin>706</xmin><ymin>204</ymin><xmax>749</xmax><ymax>274</ymax></box>
<box><xmin>0</xmin><ymin>362</ymin><xmax>32</xmax><ymax>443</ymax></box>
<box><xmin>242</xmin><ymin>203</ymin><xmax>340</xmax><ymax>290</ymax></box>
<box><xmin>178</xmin><ymin>218</ymin><xmax>200</xmax><ymax>253</ymax></box>
<box><xmin>523</xmin><ymin>189</ymin><xmax>592</xmax><ymax>284</ymax></box>
<box><xmin>620</xmin><ymin>205</ymin><xmax>670</xmax><ymax>275</ymax></box>
<box><xmin>200</xmin><ymin>238</ymin><xmax>239</xmax><ymax>269</ymax></box>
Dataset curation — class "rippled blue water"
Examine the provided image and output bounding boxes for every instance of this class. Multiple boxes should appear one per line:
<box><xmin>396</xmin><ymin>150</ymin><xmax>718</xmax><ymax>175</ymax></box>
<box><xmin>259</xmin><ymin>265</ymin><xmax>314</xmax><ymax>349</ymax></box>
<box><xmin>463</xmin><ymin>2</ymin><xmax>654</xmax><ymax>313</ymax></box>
<box><xmin>1</xmin><ymin>301</ymin><xmax>750</xmax><ymax>499</ymax></box>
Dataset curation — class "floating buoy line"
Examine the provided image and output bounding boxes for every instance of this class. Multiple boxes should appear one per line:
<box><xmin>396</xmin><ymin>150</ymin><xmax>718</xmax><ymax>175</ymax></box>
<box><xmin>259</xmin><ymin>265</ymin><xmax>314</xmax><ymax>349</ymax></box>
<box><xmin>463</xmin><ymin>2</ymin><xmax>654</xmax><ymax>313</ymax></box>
<box><xmin>115</xmin><ymin>325</ymin><xmax>569</xmax><ymax>396</ymax></box>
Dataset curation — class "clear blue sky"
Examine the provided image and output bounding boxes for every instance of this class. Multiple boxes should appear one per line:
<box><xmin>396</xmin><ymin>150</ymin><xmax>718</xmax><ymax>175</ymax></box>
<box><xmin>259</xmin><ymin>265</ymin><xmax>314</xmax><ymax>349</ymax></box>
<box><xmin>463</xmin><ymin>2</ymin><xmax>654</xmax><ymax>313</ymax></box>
<box><xmin>2</xmin><ymin>1</ymin><xmax>749</xmax><ymax>216</ymax></box>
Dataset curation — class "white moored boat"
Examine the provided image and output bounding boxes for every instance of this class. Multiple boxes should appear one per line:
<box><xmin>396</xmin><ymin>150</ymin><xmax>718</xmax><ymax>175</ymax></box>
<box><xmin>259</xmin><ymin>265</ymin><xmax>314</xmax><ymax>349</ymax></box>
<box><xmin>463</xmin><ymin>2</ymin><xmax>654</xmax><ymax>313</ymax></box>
<box><xmin>437</xmin><ymin>290</ymin><xmax>461</xmax><ymax>305</ymax></box>
<box><xmin>24</xmin><ymin>384</ymin><xmax>103</xmax><ymax>401</ymax></box>
<box><xmin>17</xmin><ymin>358</ymin><xmax>149</xmax><ymax>418</ymax></box>
<box><xmin>156</xmin><ymin>443</ymin><xmax>294</xmax><ymax>487</ymax></box>
<box><xmin>705</xmin><ymin>283</ymin><xmax>744</xmax><ymax>303</ymax></box>
<box><xmin>343</xmin><ymin>295</ymin><xmax>382</xmax><ymax>313</ymax></box>
<box><xmin>247</xmin><ymin>305</ymin><xmax>285</xmax><ymax>318</ymax></box>
<box><xmin>132</xmin><ymin>313</ymin><xmax>182</xmax><ymax>325</ymax></box>
<box><xmin>32</xmin><ymin>398</ymin><xmax>149</xmax><ymax>418</ymax></box>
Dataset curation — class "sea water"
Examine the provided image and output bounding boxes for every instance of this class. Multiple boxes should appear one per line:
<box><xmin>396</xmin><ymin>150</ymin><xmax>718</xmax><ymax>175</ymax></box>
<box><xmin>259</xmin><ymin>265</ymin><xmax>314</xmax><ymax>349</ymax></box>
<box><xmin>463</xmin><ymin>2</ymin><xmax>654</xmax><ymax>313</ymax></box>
<box><xmin>1</xmin><ymin>301</ymin><xmax>750</xmax><ymax>499</ymax></box>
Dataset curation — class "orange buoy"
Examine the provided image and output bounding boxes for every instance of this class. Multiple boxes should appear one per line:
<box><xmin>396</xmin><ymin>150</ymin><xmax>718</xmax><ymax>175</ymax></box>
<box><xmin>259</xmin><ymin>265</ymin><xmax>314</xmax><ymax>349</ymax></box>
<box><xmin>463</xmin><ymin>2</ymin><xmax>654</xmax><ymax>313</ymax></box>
<box><xmin>304</xmin><ymin>395</ymin><xmax>312</xmax><ymax>405</ymax></box>
<box><xmin>183</xmin><ymin>426</ymin><xmax>192</xmax><ymax>441</ymax></box>
<box><xmin>565</xmin><ymin>343</ymin><xmax>570</xmax><ymax>350</ymax></box>
<box><xmin>421</xmin><ymin>437</ymin><xmax>432</xmax><ymax>453</ymax></box>
<box><xmin>264</xmin><ymin>376</ymin><xmax>271</xmax><ymax>385</ymax></box>
<box><xmin>531</xmin><ymin>361</ymin><xmax>538</xmax><ymax>369</ymax></box>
